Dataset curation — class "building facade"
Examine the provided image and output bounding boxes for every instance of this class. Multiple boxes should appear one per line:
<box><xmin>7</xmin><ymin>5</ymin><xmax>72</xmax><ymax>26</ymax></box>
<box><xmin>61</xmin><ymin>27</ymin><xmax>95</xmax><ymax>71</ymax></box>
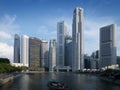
<box><xmin>49</xmin><ymin>39</ymin><xmax>56</xmax><ymax>72</ymax></box>
<box><xmin>29</xmin><ymin>37</ymin><xmax>41</xmax><ymax>71</ymax></box>
<box><xmin>100</xmin><ymin>24</ymin><xmax>117</xmax><ymax>69</ymax></box>
<box><xmin>84</xmin><ymin>54</ymin><xmax>91</xmax><ymax>69</ymax></box>
<box><xmin>40</xmin><ymin>40</ymin><xmax>49</xmax><ymax>68</ymax></box>
<box><xmin>90</xmin><ymin>50</ymin><xmax>100</xmax><ymax>69</ymax></box>
<box><xmin>21</xmin><ymin>35</ymin><xmax>29</xmax><ymax>67</ymax></box>
<box><xmin>117</xmin><ymin>56</ymin><xmax>120</xmax><ymax>68</ymax></box>
<box><xmin>72</xmin><ymin>7</ymin><xmax>84</xmax><ymax>71</ymax></box>
<box><xmin>65</xmin><ymin>36</ymin><xmax>72</xmax><ymax>67</ymax></box>
<box><xmin>57</xmin><ymin>21</ymin><xmax>67</xmax><ymax>67</ymax></box>
<box><xmin>14</xmin><ymin>34</ymin><xmax>20</xmax><ymax>63</ymax></box>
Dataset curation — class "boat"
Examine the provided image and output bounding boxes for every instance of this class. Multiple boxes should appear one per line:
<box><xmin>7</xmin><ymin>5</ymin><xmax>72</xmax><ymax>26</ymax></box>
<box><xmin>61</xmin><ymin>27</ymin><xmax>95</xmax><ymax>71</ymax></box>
<box><xmin>114</xmin><ymin>73</ymin><xmax>120</xmax><ymax>79</ymax></box>
<box><xmin>47</xmin><ymin>80</ymin><xmax>68</xmax><ymax>90</ymax></box>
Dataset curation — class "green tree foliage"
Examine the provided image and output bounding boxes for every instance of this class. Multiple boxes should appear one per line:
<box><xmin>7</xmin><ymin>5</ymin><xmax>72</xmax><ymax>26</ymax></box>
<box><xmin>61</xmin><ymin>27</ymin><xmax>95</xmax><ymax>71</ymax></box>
<box><xmin>0</xmin><ymin>58</ymin><xmax>10</xmax><ymax>64</ymax></box>
<box><xmin>0</xmin><ymin>64</ymin><xmax>28</xmax><ymax>73</ymax></box>
<box><xmin>104</xmin><ymin>69</ymin><xmax>120</xmax><ymax>74</ymax></box>
<box><xmin>21</xmin><ymin>66</ymin><xmax>28</xmax><ymax>71</ymax></box>
<box><xmin>0</xmin><ymin>57</ymin><xmax>28</xmax><ymax>73</ymax></box>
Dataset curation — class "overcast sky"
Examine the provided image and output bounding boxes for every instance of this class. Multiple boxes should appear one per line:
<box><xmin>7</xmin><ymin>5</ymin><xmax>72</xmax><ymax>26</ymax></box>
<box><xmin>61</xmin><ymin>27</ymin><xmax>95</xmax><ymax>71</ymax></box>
<box><xmin>0</xmin><ymin>0</ymin><xmax>120</xmax><ymax>63</ymax></box>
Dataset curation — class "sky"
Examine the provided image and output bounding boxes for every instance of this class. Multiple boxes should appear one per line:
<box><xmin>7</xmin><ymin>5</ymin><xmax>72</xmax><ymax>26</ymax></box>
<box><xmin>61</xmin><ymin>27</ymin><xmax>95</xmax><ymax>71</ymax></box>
<box><xmin>0</xmin><ymin>0</ymin><xmax>120</xmax><ymax>63</ymax></box>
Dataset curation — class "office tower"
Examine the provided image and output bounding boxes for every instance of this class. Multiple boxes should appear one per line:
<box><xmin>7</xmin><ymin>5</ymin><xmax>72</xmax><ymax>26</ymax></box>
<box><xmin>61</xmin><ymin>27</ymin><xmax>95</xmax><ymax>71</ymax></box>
<box><xmin>14</xmin><ymin>34</ymin><xmax>20</xmax><ymax>63</ymax></box>
<box><xmin>91</xmin><ymin>50</ymin><xmax>100</xmax><ymax>69</ymax></box>
<box><xmin>40</xmin><ymin>40</ymin><xmax>49</xmax><ymax>68</ymax></box>
<box><xmin>117</xmin><ymin>56</ymin><xmax>120</xmax><ymax>68</ymax></box>
<box><xmin>29</xmin><ymin>37</ymin><xmax>41</xmax><ymax>71</ymax></box>
<box><xmin>49</xmin><ymin>39</ymin><xmax>56</xmax><ymax>72</ymax></box>
<box><xmin>72</xmin><ymin>7</ymin><xmax>84</xmax><ymax>71</ymax></box>
<box><xmin>100</xmin><ymin>24</ymin><xmax>117</xmax><ymax>68</ymax></box>
<box><xmin>65</xmin><ymin>36</ymin><xmax>72</xmax><ymax>67</ymax></box>
<box><xmin>57</xmin><ymin>21</ymin><xmax>68</xmax><ymax>67</ymax></box>
<box><xmin>84</xmin><ymin>54</ymin><xmax>91</xmax><ymax>69</ymax></box>
<box><xmin>21</xmin><ymin>35</ymin><xmax>29</xmax><ymax>67</ymax></box>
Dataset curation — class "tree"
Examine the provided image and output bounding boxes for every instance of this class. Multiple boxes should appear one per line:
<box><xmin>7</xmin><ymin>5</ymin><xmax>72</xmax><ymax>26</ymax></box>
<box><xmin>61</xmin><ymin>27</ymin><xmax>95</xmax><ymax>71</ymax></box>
<box><xmin>0</xmin><ymin>58</ymin><xmax>10</xmax><ymax>64</ymax></box>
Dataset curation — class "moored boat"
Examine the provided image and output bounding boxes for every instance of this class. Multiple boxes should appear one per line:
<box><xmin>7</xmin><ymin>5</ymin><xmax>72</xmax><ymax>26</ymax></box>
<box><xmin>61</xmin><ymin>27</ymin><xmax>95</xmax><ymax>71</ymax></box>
<box><xmin>47</xmin><ymin>80</ymin><xmax>68</xmax><ymax>90</ymax></box>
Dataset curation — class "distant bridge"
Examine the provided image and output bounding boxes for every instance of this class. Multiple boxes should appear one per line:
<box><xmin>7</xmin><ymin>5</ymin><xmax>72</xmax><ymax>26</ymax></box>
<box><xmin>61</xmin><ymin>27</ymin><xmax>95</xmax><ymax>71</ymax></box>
<box><xmin>54</xmin><ymin>66</ymin><xmax>71</xmax><ymax>72</ymax></box>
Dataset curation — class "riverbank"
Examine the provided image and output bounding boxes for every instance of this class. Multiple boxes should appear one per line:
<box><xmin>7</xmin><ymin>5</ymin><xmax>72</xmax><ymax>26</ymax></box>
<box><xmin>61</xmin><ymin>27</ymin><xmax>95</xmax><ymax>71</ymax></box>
<box><xmin>0</xmin><ymin>73</ymin><xmax>22</xmax><ymax>86</ymax></box>
<box><xmin>24</xmin><ymin>70</ymin><xmax>45</xmax><ymax>74</ymax></box>
<box><xmin>78</xmin><ymin>70</ymin><xmax>120</xmax><ymax>85</ymax></box>
<box><xmin>99</xmin><ymin>76</ymin><xmax>120</xmax><ymax>85</ymax></box>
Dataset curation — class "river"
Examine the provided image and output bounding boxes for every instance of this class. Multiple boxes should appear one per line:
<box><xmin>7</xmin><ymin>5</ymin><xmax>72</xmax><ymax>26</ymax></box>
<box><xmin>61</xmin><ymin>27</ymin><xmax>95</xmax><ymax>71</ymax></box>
<box><xmin>0</xmin><ymin>72</ymin><xmax>120</xmax><ymax>90</ymax></box>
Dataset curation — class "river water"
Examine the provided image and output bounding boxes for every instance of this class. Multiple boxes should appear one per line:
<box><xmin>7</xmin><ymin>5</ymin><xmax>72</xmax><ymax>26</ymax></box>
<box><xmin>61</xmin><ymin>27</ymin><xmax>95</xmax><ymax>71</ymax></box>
<box><xmin>0</xmin><ymin>72</ymin><xmax>120</xmax><ymax>90</ymax></box>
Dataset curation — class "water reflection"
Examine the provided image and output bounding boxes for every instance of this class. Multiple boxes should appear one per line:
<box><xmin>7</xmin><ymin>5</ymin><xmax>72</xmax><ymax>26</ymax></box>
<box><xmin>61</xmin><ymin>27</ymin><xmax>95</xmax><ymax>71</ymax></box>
<box><xmin>0</xmin><ymin>72</ymin><xmax>120</xmax><ymax>90</ymax></box>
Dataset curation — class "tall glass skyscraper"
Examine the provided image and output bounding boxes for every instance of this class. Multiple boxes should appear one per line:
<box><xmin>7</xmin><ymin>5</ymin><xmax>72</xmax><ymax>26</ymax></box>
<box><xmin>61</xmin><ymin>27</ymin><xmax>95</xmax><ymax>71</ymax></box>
<box><xmin>57</xmin><ymin>21</ymin><xmax>67</xmax><ymax>67</ymax></box>
<box><xmin>72</xmin><ymin>7</ymin><xmax>84</xmax><ymax>71</ymax></box>
<box><xmin>14</xmin><ymin>34</ymin><xmax>20</xmax><ymax>63</ymax></box>
<box><xmin>40</xmin><ymin>40</ymin><xmax>48</xmax><ymax>68</ymax></box>
<box><xmin>49</xmin><ymin>39</ymin><xmax>56</xmax><ymax>72</ymax></box>
<box><xmin>100</xmin><ymin>24</ymin><xmax>117</xmax><ymax>68</ymax></box>
<box><xmin>21</xmin><ymin>35</ymin><xmax>29</xmax><ymax>67</ymax></box>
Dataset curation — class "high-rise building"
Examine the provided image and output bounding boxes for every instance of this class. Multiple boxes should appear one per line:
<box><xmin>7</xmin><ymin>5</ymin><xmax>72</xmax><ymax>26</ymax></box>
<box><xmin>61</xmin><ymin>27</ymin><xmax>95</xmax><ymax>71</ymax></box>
<box><xmin>14</xmin><ymin>34</ymin><xmax>20</xmax><ymax>63</ymax></box>
<box><xmin>40</xmin><ymin>40</ymin><xmax>49</xmax><ymax>68</ymax></box>
<box><xmin>117</xmin><ymin>56</ymin><xmax>120</xmax><ymax>68</ymax></box>
<box><xmin>57</xmin><ymin>21</ymin><xmax>68</xmax><ymax>67</ymax></box>
<box><xmin>21</xmin><ymin>35</ymin><xmax>29</xmax><ymax>67</ymax></box>
<box><xmin>29</xmin><ymin>37</ymin><xmax>41</xmax><ymax>71</ymax></box>
<box><xmin>84</xmin><ymin>54</ymin><xmax>91</xmax><ymax>69</ymax></box>
<box><xmin>65</xmin><ymin>36</ymin><xmax>72</xmax><ymax>67</ymax></box>
<box><xmin>100</xmin><ymin>24</ymin><xmax>117</xmax><ymax>69</ymax></box>
<box><xmin>72</xmin><ymin>7</ymin><xmax>84</xmax><ymax>71</ymax></box>
<box><xmin>90</xmin><ymin>50</ymin><xmax>100</xmax><ymax>69</ymax></box>
<box><xmin>49</xmin><ymin>39</ymin><xmax>56</xmax><ymax>72</ymax></box>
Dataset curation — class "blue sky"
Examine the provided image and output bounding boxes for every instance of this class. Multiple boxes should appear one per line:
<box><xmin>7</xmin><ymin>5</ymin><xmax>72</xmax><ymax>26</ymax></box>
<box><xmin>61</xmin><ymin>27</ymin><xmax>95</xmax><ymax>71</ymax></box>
<box><xmin>0</xmin><ymin>0</ymin><xmax>120</xmax><ymax>62</ymax></box>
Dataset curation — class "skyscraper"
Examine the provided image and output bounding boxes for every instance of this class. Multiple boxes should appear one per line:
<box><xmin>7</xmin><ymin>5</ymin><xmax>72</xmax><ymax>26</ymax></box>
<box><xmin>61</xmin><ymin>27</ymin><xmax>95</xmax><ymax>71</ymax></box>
<box><xmin>72</xmin><ymin>7</ymin><xmax>84</xmax><ymax>71</ymax></box>
<box><xmin>49</xmin><ymin>39</ymin><xmax>56</xmax><ymax>72</ymax></box>
<box><xmin>100</xmin><ymin>24</ymin><xmax>117</xmax><ymax>69</ymax></box>
<box><xmin>90</xmin><ymin>50</ymin><xmax>100</xmax><ymax>69</ymax></box>
<box><xmin>57</xmin><ymin>21</ymin><xmax>67</xmax><ymax>67</ymax></box>
<box><xmin>40</xmin><ymin>40</ymin><xmax>48</xmax><ymax>68</ymax></box>
<box><xmin>14</xmin><ymin>34</ymin><xmax>20</xmax><ymax>63</ymax></box>
<box><xmin>21</xmin><ymin>35</ymin><xmax>29</xmax><ymax>67</ymax></box>
<box><xmin>65</xmin><ymin>36</ymin><xmax>72</xmax><ymax>67</ymax></box>
<box><xmin>29</xmin><ymin>37</ymin><xmax>41</xmax><ymax>71</ymax></box>
<box><xmin>84</xmin><ymin>55</ymin><xmax>91</xmax><ymax>69</ymax></box>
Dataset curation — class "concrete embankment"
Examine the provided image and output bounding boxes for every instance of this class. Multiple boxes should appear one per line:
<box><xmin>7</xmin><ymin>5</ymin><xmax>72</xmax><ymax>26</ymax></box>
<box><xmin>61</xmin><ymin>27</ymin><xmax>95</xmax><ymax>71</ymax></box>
<box><xmin>0</xmin><ymin>73</ymin><xmax>22</xmax><ymax>86</ymax></box>
<box><xmin>0</xmin><ymin>75</ymin><xmax>13</xmax><ymax>86</ymax></box>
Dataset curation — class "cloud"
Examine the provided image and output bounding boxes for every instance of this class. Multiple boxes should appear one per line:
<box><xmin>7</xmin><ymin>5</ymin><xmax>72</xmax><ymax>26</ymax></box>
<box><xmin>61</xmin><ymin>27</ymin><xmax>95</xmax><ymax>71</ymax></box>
<box><xmin>37</xmin><ymin>16</ymin><xmax>72</xmax><ymax>41</ymax></box>
<box><xmin>37</xmin><ymin>25</ymin><xmax>56</xmax><ymax>40</ymax></box>
<box><xmin>0</xmin><ymin>31</ymin><xmax>12</xmax><ymax>39</ymax></box>
<box><xmin>0</xmin><ymin>42</ymin><xmax>13</xmax><ymax>61</ymax></box>
<box><xmin>0</xmin><ymin>14</ymin><xmax>19</xmax><ymax>63</ymax></box>
<box><xmin>0</xmin><ymin>15</ymin><xmax>19</xmax><ymax>33</ymax></box>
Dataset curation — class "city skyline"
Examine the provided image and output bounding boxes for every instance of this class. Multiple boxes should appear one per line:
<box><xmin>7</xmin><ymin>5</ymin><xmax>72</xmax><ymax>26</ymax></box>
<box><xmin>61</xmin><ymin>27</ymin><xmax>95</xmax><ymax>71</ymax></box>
<box><xmin>0</xmin><ymin>0</ymin><xmax>120</xmax><ymax>63</ymax></box>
